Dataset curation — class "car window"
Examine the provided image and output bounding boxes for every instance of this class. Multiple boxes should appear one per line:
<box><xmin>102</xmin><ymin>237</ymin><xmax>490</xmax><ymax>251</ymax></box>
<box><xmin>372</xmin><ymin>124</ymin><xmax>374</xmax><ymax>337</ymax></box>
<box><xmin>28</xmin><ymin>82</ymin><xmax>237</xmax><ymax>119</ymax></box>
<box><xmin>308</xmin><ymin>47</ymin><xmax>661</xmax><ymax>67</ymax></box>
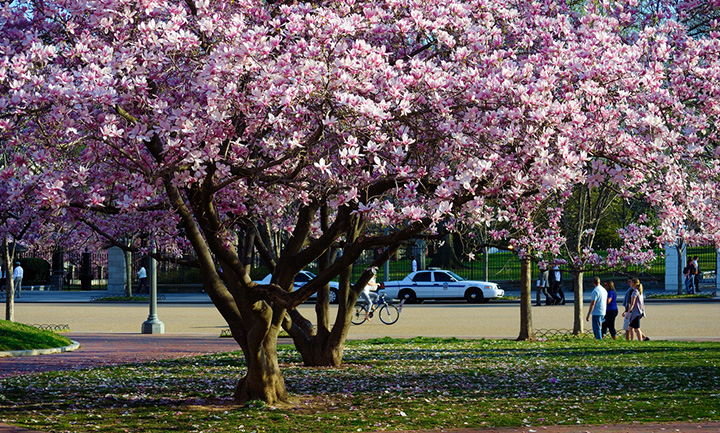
<box><xmin>412</xmin><ymin>272</ymin><xmax>432</xmax><ymax>282</ymax></box>
<box><xmin>446</xmin><ymin>271</ymin><xmax>464</xmax><ymax>281</ymax></box>
<box><xmin>295</xmin><ymin>273</ymin><xmax>310</xmax><ymax>283</ymax></box>
<box><xmin>433</xmin><ymin>272</ymin><xmax>453</xmax><ymax>282</ymax></box>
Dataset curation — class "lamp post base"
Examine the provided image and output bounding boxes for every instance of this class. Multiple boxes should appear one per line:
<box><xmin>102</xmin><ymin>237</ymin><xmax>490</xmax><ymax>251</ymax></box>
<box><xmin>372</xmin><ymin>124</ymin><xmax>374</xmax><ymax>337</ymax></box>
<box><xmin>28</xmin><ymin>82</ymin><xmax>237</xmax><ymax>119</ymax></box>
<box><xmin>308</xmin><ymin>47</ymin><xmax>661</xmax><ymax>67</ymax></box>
<box><xmin>141</xmin><ymin>317</ymin><xmax>165</xmax><ymax>334</ymax></box>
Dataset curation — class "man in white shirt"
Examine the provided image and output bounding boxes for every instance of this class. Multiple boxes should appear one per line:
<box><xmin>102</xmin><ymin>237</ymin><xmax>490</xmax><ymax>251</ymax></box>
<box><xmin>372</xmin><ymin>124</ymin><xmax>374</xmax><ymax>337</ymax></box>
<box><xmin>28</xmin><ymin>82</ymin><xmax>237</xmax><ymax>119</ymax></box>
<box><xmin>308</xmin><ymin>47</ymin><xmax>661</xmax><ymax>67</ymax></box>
<box><xmin>13</xmin><ymin>262</ymin><xmax>24</xmax><ymax>298</ymax></box>
<box><xmin>585</xmin><ymin>276</ymin><xmax>608</xmax><ymax>339</ymax></box>
<box><xmin>411</xmin><ymin>256</ymin><xmax>418</xmax><ymax>273</ymax></box>
<box><xmin>137</xmin><ymin>266</ymin><xmax>148</xmax><ymax>293</ymax></box>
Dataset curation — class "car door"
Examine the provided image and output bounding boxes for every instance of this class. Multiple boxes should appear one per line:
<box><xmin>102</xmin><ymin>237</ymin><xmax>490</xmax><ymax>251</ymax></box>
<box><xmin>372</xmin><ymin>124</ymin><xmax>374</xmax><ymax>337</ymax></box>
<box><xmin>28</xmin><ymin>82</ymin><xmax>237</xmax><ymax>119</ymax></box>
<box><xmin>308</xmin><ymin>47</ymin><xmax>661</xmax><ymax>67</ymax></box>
<box><xmin>410</xmin><ymin>271</ymin><xmax>433</xmax><ymax>299</ymax></box>
<box><xmin>432</xmin><ymin>271</ymin><xmax>460</xmax><ymax>298</ymax></box>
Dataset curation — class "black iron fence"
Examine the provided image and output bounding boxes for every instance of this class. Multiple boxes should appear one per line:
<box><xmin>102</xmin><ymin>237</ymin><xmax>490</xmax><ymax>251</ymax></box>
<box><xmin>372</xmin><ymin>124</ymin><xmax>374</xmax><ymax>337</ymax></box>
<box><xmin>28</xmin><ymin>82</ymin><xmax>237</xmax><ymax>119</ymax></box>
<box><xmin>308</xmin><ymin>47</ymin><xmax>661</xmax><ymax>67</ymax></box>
<box><xmin>14</xmin><ymin>245</ymin><xmax>717</xmax><ymax>291</ymax></box>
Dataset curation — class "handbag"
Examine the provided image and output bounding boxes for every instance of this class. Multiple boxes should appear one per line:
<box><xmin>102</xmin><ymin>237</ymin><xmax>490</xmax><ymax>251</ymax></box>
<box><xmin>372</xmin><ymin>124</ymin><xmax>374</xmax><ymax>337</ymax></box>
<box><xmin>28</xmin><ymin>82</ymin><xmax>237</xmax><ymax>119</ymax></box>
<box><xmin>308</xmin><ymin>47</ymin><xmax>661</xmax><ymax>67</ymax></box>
<box><xmin>622</xmin><ymin>315</ymin><xmax>631</xmax><ymax>330</ymax></box>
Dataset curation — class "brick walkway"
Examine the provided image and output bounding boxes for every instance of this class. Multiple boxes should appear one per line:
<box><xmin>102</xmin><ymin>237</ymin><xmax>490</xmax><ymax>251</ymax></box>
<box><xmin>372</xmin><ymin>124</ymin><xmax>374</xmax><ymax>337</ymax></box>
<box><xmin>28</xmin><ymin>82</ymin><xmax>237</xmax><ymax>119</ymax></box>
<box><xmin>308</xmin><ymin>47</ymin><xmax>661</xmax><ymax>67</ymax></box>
<box><xmin>0</xmin><ymin>333</ymin><xmax>241</xmax><ymax>379</ymax></box>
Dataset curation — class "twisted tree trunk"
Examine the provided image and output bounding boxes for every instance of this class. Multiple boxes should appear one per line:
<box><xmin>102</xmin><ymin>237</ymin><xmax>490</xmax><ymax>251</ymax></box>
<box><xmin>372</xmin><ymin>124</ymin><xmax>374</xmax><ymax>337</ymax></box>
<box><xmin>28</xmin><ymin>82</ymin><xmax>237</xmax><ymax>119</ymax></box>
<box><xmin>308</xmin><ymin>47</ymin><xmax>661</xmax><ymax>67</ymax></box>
<box><xmin>517</xmin><ymin>257</ymin><xmax>534</xmax><ymax>341</ymax></box>
<box><xmin>572</xmin><ymin>270</ymin><xmax>584</xmax><ymax>335</ymax></box>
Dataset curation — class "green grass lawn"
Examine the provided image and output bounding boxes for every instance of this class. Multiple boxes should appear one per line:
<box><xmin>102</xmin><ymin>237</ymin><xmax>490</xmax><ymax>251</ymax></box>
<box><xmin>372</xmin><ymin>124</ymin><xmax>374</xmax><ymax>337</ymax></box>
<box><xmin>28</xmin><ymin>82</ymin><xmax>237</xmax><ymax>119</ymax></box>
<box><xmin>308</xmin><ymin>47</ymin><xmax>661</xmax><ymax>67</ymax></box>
<box><xmin>0</xmin><ymin>320</ymin><xmax>72</xmax><ymax>351</ymax></box>
<box><xmin>1</xmin><ymin>337</ymin><xmax>718</xmax><ymax>432</ymax></box>
<box><xmin>646</xmin><ymin>293</ymin><xmax>715</xmax><ymax>299</ymax></box>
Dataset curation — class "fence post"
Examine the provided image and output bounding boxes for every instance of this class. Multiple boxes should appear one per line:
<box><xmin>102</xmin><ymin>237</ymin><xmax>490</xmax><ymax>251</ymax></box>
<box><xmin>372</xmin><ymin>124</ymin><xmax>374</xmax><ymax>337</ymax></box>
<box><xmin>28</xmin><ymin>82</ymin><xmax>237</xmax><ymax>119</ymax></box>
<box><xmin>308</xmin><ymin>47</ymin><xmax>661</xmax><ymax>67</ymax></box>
<box><xmin>80</xmin><ymin>250</ymin><xmax>92</xmax><ymax>291</ymax></box>
<box><xmin>51</xmin><ymin>249</ymin><xmax>64</xmax><ymax>291</ymax></box>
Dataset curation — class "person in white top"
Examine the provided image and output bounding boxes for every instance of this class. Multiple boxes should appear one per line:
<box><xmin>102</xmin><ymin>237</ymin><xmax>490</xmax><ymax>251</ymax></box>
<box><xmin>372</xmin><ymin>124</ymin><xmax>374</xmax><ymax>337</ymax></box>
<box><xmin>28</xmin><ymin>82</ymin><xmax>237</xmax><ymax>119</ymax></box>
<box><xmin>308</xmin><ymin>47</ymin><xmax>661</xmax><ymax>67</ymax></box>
<box><xmin>586</xmin><ymin>276</ymin><xmax>608</xmax><ymax>339</ymax></box>
<box><xmin>13</xmin><ymin>262</ymin><xmax>24</xmax><ymax>298</ymax></box>
<box><xmin>361</xmin><ymin>267</ymin><xmax>380</xmax><ymax>321</ymax></box>
<box><xmin>137</xmin><ymin>266</ymin><xmax>148</xmax><ymax>293</ymax></box>
<box><xmin>411</xmin><ymin>256</ymin><xmax>418</xmax><ymax>273</ymax></box>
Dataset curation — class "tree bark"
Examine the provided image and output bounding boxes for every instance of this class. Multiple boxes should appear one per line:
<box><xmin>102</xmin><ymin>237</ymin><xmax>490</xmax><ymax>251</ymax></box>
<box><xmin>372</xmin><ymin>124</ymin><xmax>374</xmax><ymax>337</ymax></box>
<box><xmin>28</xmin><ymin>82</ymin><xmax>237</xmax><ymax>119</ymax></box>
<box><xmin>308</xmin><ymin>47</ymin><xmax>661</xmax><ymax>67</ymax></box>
<box><xmin>233</xmin><ymin>322</ymin><xmax>290</xmax><ymax>404</ymax></box>
<box><xmin>676</xmin><ymin>241</ymin><xmax>684</xmax><ymax>295</ymax></box>
<box><xmin>3</xmin><ymin>238</ymin><xmax>15</xmax><ymax>322</ymax></box>
<box><xmin>517</xmin><ymin>257</ymin><xmax>534</xmax><ymax>340</ymax></box>
<box><xmin>124</xmin><ymin>249</ymin><xmax>133</xmax><ymax>297</ymax></box>
<box><xmin>572</xmin><ymin>270</ymin><xmax>584</xmax><ymax>335</ymax></box>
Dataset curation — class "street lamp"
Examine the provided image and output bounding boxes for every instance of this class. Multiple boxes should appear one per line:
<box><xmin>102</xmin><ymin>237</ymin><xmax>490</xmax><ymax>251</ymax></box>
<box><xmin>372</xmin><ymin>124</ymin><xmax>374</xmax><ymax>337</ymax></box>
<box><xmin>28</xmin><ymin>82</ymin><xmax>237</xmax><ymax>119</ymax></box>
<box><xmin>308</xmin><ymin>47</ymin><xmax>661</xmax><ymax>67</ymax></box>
<box><xmin>141</xmin><ymin>246</ymin><xmax>164</xmax><ymax>334</ymax></box>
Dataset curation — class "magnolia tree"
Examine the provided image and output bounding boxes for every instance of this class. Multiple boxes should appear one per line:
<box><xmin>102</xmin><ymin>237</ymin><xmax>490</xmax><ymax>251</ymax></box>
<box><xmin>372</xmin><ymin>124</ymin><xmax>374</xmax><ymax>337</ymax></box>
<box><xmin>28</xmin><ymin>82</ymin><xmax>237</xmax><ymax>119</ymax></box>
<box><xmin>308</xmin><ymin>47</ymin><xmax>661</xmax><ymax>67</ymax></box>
<box><xmin>1</xmin><ymin>0</ymin><xmax>580</xmax><ymax>403</ymax></box>
<box><xmin>482</xmin><ymin>0</ymin><xmax>720</xmax><ymax>337</ymax></box>
<box><xmin>0</xmin><ymin>149</ymin><xmax>75</xmax><ymax>320</ymax></box>
<box><xmin>2</xmin><ymin>0</ymin><xmax>718</xmax><ymax>404</ymax></box>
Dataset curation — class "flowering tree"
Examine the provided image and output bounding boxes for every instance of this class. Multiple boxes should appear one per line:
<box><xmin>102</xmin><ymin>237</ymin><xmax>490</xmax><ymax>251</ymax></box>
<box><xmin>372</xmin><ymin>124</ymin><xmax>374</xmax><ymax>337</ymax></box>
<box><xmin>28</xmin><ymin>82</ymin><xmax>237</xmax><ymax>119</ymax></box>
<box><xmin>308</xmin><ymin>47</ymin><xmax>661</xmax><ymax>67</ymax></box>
<box><xmin>0</xmin><ymin>149</ymin><xmax>69</xmax><ymax>320</ymax></box>
<box><xmin>3</xmin><ymin>0</ymin><xmax>718</xmax><ymax>404</ymax></box>
<box><xmin>486</xmin><ymin>0</ymin><xmax>720</xmax><ymax>337</ymax></box>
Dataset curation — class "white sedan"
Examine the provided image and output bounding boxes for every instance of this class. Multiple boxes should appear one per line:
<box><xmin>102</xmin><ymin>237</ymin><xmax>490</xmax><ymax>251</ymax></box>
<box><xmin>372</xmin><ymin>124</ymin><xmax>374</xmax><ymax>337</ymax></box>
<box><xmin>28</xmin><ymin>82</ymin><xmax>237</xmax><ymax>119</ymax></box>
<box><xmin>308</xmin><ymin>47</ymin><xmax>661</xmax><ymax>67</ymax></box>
<box><xmin>255</xmin><ymin>271</ymin><xmax>340</xmax><ymax>304</ymax></box>
<box><xmin>380</xmin><ymin>269</ymin><xmax>504</xmax><ymax>303</ymax></box>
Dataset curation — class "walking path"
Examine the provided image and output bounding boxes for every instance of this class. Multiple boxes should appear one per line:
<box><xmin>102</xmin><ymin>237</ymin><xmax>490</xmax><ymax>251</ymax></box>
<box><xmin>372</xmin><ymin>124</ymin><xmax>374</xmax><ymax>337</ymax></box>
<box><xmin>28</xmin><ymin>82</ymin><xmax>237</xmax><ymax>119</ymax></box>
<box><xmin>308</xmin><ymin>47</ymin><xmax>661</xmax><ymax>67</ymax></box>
<box><xmin>0</xmin><ymin>333</ymin><xmax>242</xmax><ymax>379</ymax></box>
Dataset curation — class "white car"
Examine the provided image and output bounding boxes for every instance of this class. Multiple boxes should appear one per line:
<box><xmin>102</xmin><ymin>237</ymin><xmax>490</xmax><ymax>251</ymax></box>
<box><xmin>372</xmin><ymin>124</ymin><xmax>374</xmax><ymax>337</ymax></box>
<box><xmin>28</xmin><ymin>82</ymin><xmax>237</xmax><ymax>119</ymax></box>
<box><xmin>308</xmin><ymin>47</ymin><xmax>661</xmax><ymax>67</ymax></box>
<box><xmin>380</xmin><ymin>269</ymin><xmax>504</xmax><ymax>303</ymax></box>
<box><xmin>255</xmin><ymin>270</ymin><xmax>340</xmax><ymax>304</ymax></box>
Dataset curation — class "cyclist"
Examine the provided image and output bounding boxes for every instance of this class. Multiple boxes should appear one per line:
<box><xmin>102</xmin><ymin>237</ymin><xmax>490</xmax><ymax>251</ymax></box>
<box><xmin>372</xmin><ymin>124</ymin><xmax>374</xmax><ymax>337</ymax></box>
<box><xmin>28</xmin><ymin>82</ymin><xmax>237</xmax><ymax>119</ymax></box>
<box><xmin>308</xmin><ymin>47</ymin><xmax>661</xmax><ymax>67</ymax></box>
<box><xmin>361</xmin><ymin>266</ymin><xmax>381</xmax><ymax>321</ymax></box>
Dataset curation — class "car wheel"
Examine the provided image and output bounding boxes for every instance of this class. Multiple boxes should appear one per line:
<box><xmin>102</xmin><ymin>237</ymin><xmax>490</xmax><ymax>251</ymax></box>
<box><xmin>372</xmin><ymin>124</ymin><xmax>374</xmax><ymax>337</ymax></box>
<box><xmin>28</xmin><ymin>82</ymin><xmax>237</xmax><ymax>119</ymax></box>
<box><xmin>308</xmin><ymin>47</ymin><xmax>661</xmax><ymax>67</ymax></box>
<box><xmin>329</xmin><ymin>288</ymin><xmax>338</xmax><ymax>304</ymax></box>
<box><xmin>398</xmin><ymin>289</ymin><xmax>418</xmax><ymax>304</ymax></box>
<box><xmin>465</xmin><ymin>288</ymin><xmax>484</xmax><ymax>303</ymax></box>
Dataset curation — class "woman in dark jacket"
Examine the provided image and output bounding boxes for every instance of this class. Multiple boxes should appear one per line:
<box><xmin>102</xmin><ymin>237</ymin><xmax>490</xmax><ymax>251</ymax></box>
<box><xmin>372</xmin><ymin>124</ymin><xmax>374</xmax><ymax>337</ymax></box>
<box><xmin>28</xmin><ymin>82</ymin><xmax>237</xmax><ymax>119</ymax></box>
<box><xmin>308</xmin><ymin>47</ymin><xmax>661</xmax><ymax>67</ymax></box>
<box><xmin>601</xmin><ymin>281</ymin><xmax>618</xmax><ymax>339</ymax></box>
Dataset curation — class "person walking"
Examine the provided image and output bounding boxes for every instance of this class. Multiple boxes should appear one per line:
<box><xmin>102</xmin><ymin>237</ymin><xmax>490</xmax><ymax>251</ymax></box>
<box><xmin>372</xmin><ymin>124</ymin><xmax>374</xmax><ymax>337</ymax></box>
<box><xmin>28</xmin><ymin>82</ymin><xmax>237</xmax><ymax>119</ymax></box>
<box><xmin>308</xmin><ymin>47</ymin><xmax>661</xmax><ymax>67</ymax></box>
<box><xmin>623</xmin><ymin>277</ymin><xmax>649</xmax><ymax>341</ymax></box>
<box><xmin>586</xmin><ymin>276</ymin><xmax>608</xmax><ymax>339</ymax></box>
<box><xmin>621</xmin><ymin>277</ymin><xmax>635</xmax><ymax>339</ymax></box>
<box><xmin>601</xmin><ymin>281</ymin><xmax>619</xmax><ymax>339</ymax></box>
<box><xmin>549</xmin><ymin>265</ymin><xmax>565</xmax><ymax>305</ymax></box>
<box><xmin>683</xmin><ymin>257</ymin><xmax>696</xmax><ymax>294</ymax></box>
<box><xmin>536</xmin><ymin>261</ymin><xmax>550</xmax><ymax>306</ymax></box>
<box><xmin>137</xmin><ymin>266</ymin><xmax>148</xmax><ymax>294</ymax></box>
<box><xmin>13</xmin><ymin>262</ymin><xmax>23</xmax><ymax>299</ymax></box>
<box><xmin>411</xmin><ymin>255</ymin><xmax>418</xmax><ymax>273</ymax></box>
<box><xmin>693</xmin><ymin>256</ymin><xmax>701</xmax><ymax>293</ymax></box>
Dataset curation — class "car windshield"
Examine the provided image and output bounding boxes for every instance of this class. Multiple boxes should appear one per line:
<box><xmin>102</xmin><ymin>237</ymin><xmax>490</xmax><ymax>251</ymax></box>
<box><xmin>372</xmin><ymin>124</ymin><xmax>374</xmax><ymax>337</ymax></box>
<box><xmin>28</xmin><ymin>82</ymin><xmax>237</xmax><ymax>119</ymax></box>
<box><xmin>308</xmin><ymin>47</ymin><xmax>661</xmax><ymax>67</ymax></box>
<box><xmin>445</xmin><ymin>271</ymin><xmax>465</xmax><ymax>281</ymax></box>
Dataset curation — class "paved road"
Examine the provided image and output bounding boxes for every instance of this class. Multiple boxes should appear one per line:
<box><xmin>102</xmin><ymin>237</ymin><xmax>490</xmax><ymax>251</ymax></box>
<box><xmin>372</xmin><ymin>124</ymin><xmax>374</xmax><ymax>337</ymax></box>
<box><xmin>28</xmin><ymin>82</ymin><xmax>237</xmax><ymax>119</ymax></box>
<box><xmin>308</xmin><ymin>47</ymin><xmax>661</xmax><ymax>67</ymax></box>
<box><xmin>10</xmin><ymin>298</ymin><xmax>720</xmax><ymax>340</ymax></box>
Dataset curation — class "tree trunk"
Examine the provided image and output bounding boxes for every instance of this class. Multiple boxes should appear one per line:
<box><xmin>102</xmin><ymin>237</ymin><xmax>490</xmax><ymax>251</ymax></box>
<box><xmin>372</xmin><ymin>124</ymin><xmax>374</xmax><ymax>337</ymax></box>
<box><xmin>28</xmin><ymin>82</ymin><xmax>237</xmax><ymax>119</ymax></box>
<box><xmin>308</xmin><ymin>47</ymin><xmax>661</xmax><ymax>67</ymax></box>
<box><xmin>572</xmin><ymin>270</ymin><xmax>584</xmax><ymax>335</ymax></box>
<box><xmin>290</xmin><ymin>269</ymin><xmax>356</xmax><ymax>367</ymax></box>
<box><xmin>4</xmin><ymin>277</ymin><xmax>14</xmax><ymax>321</ymax></box>
<box><xmin>517</xmin><ymin>257</ymin><xmax>534</xmax><ymax>341</ymax></box>
<box><xmin>3</xmin><ymin>239</ymin><xmax>15</xmax><ymax>322</ymax></box>
<box><xmin>125</xmin><ymin>249</ymin><xmax>133</xmax><ymax>297</ymax></box>
<box><xmin>233</xmin><ymin>324</ymin><xmax>290</xmax><ymax>404</ymax></box>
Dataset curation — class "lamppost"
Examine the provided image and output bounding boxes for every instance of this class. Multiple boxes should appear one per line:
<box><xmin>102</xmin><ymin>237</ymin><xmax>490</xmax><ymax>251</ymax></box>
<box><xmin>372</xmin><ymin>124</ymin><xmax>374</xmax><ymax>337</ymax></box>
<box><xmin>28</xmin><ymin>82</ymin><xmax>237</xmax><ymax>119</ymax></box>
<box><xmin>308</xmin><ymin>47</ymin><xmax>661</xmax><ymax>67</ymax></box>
<box><xmin>141</xmin><ymin>246</ymin><xmax>164</xmax><ymax>334</ymax></box>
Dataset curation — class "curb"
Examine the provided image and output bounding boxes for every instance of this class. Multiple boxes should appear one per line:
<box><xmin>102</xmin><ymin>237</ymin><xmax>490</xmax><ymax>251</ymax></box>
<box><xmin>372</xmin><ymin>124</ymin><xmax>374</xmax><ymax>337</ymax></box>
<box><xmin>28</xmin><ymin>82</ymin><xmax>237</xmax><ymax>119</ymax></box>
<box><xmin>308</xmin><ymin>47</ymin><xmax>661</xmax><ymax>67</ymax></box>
<box><xmin>0</xmin><ymin>341</ymin><xmax>80</xmax><ymax>358</ymax></box>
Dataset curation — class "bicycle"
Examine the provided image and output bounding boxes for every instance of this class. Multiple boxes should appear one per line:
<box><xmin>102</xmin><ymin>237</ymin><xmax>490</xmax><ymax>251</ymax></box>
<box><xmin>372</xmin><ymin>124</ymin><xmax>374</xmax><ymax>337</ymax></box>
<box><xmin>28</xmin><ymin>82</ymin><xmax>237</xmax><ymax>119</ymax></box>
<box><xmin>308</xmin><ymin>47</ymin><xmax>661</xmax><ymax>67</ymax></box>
<box><xmin>351</xmin><ymin>293</ymin><xmax>403</xmax><ymax>325</ymax></box>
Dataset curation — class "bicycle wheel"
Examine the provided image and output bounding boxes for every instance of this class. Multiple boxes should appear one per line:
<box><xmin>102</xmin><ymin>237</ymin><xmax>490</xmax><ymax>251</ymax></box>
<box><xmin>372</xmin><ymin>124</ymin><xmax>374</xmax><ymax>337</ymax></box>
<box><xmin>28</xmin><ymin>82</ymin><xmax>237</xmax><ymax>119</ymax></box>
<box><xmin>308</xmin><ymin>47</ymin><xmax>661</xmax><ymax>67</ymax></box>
<box><xmin>378</xmin><ymin>304</ymin><xmax>400</xmax><ymax>325</ymax></box>
<box><xmin>351</xmin><ymin>305</ymin><xmax>368</xmax><ymax>325</ymax></box>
